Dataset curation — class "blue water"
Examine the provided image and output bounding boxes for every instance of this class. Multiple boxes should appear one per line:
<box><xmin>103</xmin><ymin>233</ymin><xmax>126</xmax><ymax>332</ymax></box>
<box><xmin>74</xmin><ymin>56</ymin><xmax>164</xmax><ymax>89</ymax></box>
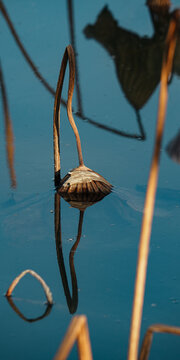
<box><xmin>1</xmin><ymin>1</ymin><xmax>180</xmax><ymax>359</ymax></box>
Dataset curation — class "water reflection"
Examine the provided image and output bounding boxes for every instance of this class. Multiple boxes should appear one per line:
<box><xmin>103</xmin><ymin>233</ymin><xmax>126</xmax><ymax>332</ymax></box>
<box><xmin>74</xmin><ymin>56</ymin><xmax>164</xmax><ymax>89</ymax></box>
<box><xmin>54</xmin><ymin>191</ymin><xmax>108</xmax><ymax>314</ymax></box>
<box><xmin>6</xmin><ymin>296</ymin><xmax>52</xmax><ymax>323</ymax></box>
<box><xmin>83</xmin><ymin>4</ymin><xmax>180</xmax><ymax>140</ymax></box>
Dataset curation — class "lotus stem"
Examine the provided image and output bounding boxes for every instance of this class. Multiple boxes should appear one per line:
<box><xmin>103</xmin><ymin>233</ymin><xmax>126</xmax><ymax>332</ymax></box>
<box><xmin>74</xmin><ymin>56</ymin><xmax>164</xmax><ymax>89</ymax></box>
<box><xmin>6</xmin><ymin>269</ymin><xmax>53</xmax><ymax>305</ymax></box>
<box><xmin>53</xmin><ymin>45</ymin><xmax>84</xmax><ymax>186</ymax></box>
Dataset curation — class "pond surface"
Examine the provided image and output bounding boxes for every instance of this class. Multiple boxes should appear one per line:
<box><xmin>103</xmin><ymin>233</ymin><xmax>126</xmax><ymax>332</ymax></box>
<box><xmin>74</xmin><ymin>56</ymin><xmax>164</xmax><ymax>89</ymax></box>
<box><xmin>1</xmin><ymin>1</ymin><xmax>180</xmax><ymax>359</ymax></box>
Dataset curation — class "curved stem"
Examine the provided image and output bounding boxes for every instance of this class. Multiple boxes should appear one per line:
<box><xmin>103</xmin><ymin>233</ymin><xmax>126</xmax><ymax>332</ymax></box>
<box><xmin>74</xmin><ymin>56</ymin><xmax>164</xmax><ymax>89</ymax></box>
<box><xmin>53</xmin><ymin>45</ymin><xmax>84</xmax><ymax>186</ymax></box>
<box><xmin>67</xmin><ymin>45</ymin><xmax>84</xmax><ymax>166</ymax></box>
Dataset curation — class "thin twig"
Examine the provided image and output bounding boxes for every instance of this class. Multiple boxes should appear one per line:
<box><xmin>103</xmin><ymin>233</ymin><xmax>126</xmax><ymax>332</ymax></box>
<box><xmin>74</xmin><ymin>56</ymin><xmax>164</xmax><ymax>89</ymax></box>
<box><xmin>0</xmin><ymin>64</ymin><xmax>16</xmax><ymax>188</ymax></box>
<box><xmin>53</xmin><ymin>315</ymin><xmax>93</xmax><ymax>360</ymax></box>
<box><xmin>127</xmin><ymin>12</ymin><xmax>178</xmax><ymax>360</ymax></box>
<box><xmin>6</xmin><ymin>269</ymin><xmax>53</xmax><ymax>305</ymax></box>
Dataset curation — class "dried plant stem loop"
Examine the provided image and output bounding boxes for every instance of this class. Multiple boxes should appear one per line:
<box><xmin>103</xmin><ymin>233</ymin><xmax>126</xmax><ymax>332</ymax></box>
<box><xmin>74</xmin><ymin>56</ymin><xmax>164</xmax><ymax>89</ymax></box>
<box><xmin>6</xmin><ymin>269</ymin><xmax>53</xmax><ymax>305</ymax></box>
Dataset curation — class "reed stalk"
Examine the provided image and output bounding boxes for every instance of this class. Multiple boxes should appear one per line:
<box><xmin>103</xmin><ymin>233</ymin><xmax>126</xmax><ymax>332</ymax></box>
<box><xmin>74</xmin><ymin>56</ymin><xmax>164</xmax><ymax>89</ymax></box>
<box><xmin>127</xmin><ymin>11</ymin><xmax>179</xmax><ymax>360</ymax></box>
<box><xmin>53</xmin><ymin>315</ymin><xmax>93</xmax><ymax>360</ymax></box>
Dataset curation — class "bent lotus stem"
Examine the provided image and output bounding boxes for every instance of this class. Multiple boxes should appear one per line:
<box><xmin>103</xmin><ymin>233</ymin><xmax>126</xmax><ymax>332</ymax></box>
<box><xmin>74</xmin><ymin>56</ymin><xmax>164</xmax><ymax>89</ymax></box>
<box><xmin>6</xmin><ymin>269</ymin><xmax>53</xmax><ymax>305</ymax></box>
<box><xmin>127</xmin><ymin>11</ymin><xmax>179</xmax><ymax>360</ymax></box>
<box><xmin>53</xmin><ymin>45</ymin><xmax>84</xmax><ymax>187</ymax></box>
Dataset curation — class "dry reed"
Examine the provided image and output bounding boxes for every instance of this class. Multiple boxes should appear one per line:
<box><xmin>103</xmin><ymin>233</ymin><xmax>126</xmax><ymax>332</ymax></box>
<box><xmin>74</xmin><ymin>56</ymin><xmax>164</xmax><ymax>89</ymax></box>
<box><xmin>53</xmin><ymin>315</ymin><xmax>93</xmax><ymax>360</ymax></box>
<box><xmin>127</xmin><ymin>11</ymin><xmax>179</xmax><ymax>360</ymax></box>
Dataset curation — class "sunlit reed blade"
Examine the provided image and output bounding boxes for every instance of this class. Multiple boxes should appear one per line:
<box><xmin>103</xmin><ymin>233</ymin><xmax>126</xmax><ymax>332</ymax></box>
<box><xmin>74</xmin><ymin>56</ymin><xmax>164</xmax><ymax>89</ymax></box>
<box><xmin>6</xmin><ymin>296</ymin><xmax>52</xmax><ymax>323</ymax></box>
<box><xmin>0</xmin><ymin>64</ymin><xmax>16</xmax><ymax>188</ymax></box>
<box><xmin>139</xmin><ymin>324</ymin><xmax>180</xmax><ymax>360</ymax></box>
<box><xmin>127</xmin><ymin>11</ymin><xmax>179</xmax><ymax>360</ymax></box>
<box><xmin>53</xmin><ymin>315</ymin><xmax>93</xmax><ymax>360</ymax></box>
<box><xmin>6</xmin><ymin>269</ymin><xmax>53</xmax><ymax>305</ymax></box>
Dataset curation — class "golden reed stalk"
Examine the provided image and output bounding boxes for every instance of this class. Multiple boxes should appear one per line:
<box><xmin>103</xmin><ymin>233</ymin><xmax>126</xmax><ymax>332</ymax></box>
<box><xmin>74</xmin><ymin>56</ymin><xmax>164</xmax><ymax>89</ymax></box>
<box><xmin>127</xmin><ymin>11</ymin><xmax>179</xmax><ymax>360</ymax></box>
<box><xmin>53</xmin><ymin>315</ymin><xmax>93</xmax><ymax>360</ymax></box>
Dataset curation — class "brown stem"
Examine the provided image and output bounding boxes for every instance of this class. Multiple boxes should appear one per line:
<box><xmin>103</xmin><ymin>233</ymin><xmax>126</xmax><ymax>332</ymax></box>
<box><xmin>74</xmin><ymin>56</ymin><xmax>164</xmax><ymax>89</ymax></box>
<box><xmin>53</xmin><ymin>45</ymin><xmax>84</xmax><ymax>186</ymax></box>
<box><xmin>0</xmin><ymin>64</ymin><xmax>16</xmax><ymax>188</ymax></box>
<box><xmin>6</xmin><ymin>269</ymin><xmax>53</xmax><ymax>305</ymax></box>
<box><xmin>139</xmin><ymin>324</ymin><xmax>180</xmax><ymax>360</ymax></box>
<box><xmin>127</xmin><ymin>12</ymin><xmax>178</xmax><ymax>360</ymax></box>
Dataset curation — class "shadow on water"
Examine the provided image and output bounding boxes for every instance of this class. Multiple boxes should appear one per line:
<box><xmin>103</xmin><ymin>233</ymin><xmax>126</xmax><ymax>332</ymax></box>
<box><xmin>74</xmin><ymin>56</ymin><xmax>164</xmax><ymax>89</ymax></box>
<box><xmin>83</xmin><ymin>4</ymin><xmax>180</xmax><ymax>144</ymax></box>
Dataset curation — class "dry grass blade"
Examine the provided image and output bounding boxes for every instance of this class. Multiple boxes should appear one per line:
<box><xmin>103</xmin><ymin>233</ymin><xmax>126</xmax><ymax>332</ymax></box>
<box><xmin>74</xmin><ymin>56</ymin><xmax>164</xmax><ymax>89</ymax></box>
<box><xmin>139</xmin><ymin>324</ymin><xmax>180</xmax><ymax>360</ymax></box>
<box><xmin>53</xmin><ymin>315</ymin><xmax>93</xmax><ymax>360</ymax></box>
<box><xmin>0</xmin><ymin>64</ymin><xmax>16</xmax><ymax>188</ymax></box>
<box><xmin>6</xmin><ymin>269</ymin><xmax>53</xmax><ymax>305</ymax></box>
<box><xmin>127</xmin><ymin>11</ymin><xmax>179</xmax><ymax>360</ymax></box>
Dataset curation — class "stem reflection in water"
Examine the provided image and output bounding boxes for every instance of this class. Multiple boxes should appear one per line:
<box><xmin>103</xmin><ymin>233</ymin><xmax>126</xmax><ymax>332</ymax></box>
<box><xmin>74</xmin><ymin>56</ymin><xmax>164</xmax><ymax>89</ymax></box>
<box><xmin>54</xmin><ymin>189</ymin><xmax>109</xmax><ymax>314</ymax></box>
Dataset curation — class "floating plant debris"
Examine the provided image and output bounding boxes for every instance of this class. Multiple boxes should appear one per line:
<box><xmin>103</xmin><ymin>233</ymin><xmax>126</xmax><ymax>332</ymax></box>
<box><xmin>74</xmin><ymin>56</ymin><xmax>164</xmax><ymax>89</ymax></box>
<box><xmin>53</xmin><ymin>45</ymin><xmax>112</xmax><ymax>200</ymax></box>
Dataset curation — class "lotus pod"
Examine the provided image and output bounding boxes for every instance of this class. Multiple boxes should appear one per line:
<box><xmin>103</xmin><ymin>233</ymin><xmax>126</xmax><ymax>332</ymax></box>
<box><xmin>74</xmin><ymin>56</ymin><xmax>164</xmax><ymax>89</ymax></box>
<box><xmin>58</xmin><ymin>165</ymin><xmax>112</xmax><ymax>197</ymax></box>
